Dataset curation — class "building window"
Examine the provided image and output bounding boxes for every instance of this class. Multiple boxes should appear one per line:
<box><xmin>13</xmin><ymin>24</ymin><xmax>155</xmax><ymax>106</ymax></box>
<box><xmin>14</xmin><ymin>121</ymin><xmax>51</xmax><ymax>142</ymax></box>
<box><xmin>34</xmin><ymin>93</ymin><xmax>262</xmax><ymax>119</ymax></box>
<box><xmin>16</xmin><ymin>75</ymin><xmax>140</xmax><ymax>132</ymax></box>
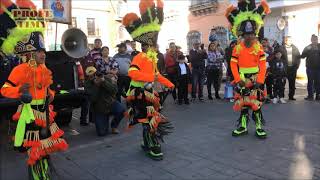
<box><xmin>88</xmin><ymin>44</ymin><xmax>94</xmax><ymax>50</ymax></box>
<box><xmin>69</xmin><ymin>17</ymin><xmax>77</xmax><ymax>28</ymax></box>
<box><xmin>87</xmin><ymin>18</ymin><xmax>96</xmax><ymax>36</ymax></box>
<box><xmin>72</xmin><ymin>17</ymin><xmax>77</xmax><ymax>28</ymax></box>
<box><xmin>191</xmin><ymin>0</ymin><xmax>217</xmax><ymax>6</ymax></box>
<box><xmin>209</xmin><ymin>26</ymin><xmax>228</xmax><ymax>49</ymax></box>
<box><xmin>117</xmin><ymin>0</ymin><xmax>128</xmax><ymax>18</ymax></box>
<box><xmin>187</xmin><ymin>31</ymin><xmax>202</xmax><ymax>51</ymax></box>
<box><xmin>189</xmin><ymin>0</ymin><xmax>218</xmax><ymax>16</ymax></box>
<box><xmin>119</xmin><ymin>25</ymin><xmax>126</xmax><ymax>41</ymax></box>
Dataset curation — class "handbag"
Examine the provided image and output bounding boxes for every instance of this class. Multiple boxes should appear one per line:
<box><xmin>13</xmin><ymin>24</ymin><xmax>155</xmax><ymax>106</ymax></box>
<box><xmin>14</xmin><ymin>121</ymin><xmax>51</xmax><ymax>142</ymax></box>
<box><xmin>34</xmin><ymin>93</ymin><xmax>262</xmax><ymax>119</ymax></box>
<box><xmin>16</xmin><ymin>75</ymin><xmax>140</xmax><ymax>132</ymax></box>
<box><xmin>224</xmin><ymin>82</ymin><xmax>234</xmax><ymax>99</ymax></box>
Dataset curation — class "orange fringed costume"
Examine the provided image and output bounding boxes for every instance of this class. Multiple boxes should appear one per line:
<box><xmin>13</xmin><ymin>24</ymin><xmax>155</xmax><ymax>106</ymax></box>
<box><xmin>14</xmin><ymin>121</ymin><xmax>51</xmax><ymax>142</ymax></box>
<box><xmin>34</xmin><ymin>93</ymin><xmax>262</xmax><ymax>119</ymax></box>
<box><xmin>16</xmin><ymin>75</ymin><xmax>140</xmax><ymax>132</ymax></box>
<box><xmin>231</xmin><ymin>41</ymin><xmax>267</xmax><ymax>111</ymax></box>
<box><xmin>1</xmin><ymin>64</ymin><xmax>54</xmax><ymax>99</ymax></box>
<box><xmin>231</xmin><ymin>41</ymin><xmax>267</xmax><ymax>84</ymax></box>
<box><xmin>0</xmin><ymin>0</ymin><xmax>68</xmax><ymax>173</ymax></box>
<box><xmin>122</xmin><ymin>0</ymin><xmax>174</xmax><ymax>160</ymax></box>
<box><xmin>127</xmin><ymin>51</ymin><xmax>174</xmax><ymax>126</ymax></box>
<box><xmin>225</xmin><ymin>0</ymin><xmax>270</xmax><ymax>138</ymax></box>
<box><xmin>1</xmin><ymin>45</ymin><xmax>68</xmax><ymax>167</ymax></box>
<box><xmin>128</xmin><ymin>52</ymin><xmax>173</xmax><ymax>87</ymax></box>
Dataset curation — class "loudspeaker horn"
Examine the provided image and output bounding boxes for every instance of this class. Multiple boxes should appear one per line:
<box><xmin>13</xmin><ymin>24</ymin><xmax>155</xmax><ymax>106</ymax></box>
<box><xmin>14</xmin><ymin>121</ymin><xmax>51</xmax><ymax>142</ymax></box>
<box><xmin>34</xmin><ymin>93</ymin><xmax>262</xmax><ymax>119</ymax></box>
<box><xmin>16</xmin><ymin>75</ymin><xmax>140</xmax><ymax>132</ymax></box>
<box><xmin>61</xmin><ymin>28</ymin><xmax>89</xmax><ymax>58</ymax></box>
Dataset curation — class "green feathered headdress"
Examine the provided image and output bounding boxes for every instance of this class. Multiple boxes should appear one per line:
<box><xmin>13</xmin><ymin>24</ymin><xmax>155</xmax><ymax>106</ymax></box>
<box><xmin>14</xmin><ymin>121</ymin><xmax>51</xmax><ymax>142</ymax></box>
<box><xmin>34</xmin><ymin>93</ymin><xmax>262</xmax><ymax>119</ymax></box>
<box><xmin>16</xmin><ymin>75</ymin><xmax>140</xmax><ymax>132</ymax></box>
<box><xmin>225</xmin><ymin>0</ymin><xmax>271</xmax><ymax>37</ymax></box>
<box><xmin>0</xmin><ymin>0</ymin><xmax>45</xmax><ymax>55</ymax></box>
<box><xmin>122</xmin><ymin>0</ymin><xmax>164</xmax><ymax>46</ymax></box>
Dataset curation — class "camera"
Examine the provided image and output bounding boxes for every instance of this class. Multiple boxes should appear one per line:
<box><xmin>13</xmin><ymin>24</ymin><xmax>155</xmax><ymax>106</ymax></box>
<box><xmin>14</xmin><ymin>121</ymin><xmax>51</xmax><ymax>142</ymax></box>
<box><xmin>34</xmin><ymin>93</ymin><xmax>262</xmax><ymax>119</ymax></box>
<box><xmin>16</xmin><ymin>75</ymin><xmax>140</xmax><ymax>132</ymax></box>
<box><xmin>95</xmin><ymin>72</ymin><xmax>103</xmax><ymax>77</ymax></box>
<box><xmin>111</xmin><ymin>64</ymin><xmax>118</xmax><ymax>70</ymax></box>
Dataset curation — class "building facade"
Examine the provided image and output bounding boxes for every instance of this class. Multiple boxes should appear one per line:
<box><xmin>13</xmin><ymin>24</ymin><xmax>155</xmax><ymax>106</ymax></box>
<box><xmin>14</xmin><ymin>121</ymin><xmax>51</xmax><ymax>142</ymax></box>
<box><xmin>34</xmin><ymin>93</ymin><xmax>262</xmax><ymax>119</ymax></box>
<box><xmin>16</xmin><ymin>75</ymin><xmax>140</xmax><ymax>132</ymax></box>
<box><xmin>157</xmin><ymin>1</ymin><xmax>191</xmax><ymax>54</ymax></box>
<box><xmin>188</xmin><ymin>0</ymin><xmax>231</xmax><ymax>51</ymax></box>
<box><xmin>264</xmin><ymin>0</ymin><xmax>320</xmax><ymax>48</ymax></box>
<box><xmin>33</xmin><ymin>0</ymin><xmax>125</xmax><ymax>55</ymax></box>
<box><xmin>264</xmin><ymin>0</ymin><xmax>320</xmax><ymax>78</ymax></box>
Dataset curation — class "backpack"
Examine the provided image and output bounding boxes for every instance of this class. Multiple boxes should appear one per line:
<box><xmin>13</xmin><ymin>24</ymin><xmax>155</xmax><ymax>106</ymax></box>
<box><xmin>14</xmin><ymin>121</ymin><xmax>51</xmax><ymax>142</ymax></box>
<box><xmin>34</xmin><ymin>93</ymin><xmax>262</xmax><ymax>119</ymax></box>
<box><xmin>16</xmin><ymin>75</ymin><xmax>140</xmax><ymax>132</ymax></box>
<box><xmin>165</xmin><ymin>53</ymin><xmax>177</xmax><ymax>74</ymax></box>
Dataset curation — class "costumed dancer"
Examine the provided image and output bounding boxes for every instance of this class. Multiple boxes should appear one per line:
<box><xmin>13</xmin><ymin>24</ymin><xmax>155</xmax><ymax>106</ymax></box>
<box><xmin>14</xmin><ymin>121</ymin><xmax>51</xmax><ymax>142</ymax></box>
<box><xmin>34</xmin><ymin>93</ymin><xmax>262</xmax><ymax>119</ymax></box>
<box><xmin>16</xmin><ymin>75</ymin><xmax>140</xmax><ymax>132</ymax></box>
<box><xmin>225</xmin><ymin>0</ymin><xmax>271</xmax><ymax>138</ymax></box>
<box><xmin>122</xmin><ymin>0</ymin><xmax>174</xmax><ymax>160</ymax></box>
<box><xmin>0</xmin><ymin>0</ymin><xmax>68</xmax><ymax>179</ymax></box>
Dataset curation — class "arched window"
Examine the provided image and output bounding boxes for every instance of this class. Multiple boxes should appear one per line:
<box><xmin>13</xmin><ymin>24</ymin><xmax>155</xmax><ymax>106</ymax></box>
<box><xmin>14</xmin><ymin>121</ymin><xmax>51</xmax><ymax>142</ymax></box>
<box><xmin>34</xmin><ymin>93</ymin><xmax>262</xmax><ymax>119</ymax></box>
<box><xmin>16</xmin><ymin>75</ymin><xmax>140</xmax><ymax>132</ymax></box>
<box><xmin>187</xmin><ymin>31</ymin><xmax>202</xmax><ymax>51</ymax></box>
<box><xmin>209</xmin><ymin>26</ymin><xmax>229</xmax><ymax>49</ymax></box>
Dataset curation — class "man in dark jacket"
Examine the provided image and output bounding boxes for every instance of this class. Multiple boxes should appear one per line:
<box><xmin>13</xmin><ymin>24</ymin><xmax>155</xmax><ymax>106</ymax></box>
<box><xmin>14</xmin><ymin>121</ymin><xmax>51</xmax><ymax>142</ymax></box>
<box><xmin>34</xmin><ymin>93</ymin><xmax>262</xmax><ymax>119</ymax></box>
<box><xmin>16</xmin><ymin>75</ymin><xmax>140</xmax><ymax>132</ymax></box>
<box><xmin>189</xmin><ymin>41</ymin><xmax>207</xmax><ymax>101</ymax></box>
<box><xmin>225</xmin><ymin>40</ymin><xmax>237</xmax><ymax>81</ymax></box>
<box><xmin>279</xmin><ymin>36</ymin><xmax>301</xmax><ymax>100</ymax></box>
<box><xmin>261</xmin><ymin>38</ymin><xmax>274</xmax><ymax>102</ymax></box>
<box><xmin>156</xmin><ymin>44</ymin><xmax>166</xmax><ymax>75</ymax></box>
<box><xmin>165</xmin><ymin>42</ymin><xmax>178</xmax><ymax>101</ymax></box>
<box><xmin>114</xmin><ymin>43</ymin><xmax>132</xmax><ymax>102</ymax></box>
<box><xmin>301</xmin><ymin>34</ymin><xmax>320</xmax><ymax>100</ymax></box>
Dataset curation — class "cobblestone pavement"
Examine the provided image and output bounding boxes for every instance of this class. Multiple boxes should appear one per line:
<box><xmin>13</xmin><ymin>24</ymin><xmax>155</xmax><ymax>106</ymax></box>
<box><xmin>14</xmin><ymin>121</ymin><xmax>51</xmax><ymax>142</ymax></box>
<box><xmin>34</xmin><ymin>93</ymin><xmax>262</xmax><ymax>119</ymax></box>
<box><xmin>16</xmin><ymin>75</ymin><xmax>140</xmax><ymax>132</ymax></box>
<box><xmin>1</xmin><ymin>82</ymin><xmax>320</xmax><ymax>180</ymax></box>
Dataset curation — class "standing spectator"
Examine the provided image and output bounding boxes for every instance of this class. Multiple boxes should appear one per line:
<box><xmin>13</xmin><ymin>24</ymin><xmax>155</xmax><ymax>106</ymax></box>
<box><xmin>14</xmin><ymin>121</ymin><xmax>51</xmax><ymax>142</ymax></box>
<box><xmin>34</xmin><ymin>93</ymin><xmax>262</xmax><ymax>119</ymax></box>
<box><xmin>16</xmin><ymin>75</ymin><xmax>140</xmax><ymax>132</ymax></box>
<box><xmin>95</xmin><ymin>46</ymin><xmax>119</xmax><ymax>76</ymax></box>
<box><xmin>176</xmin><ymin>46</ymin><xmax>182</xmax><ymax>54</ymax></box>
<box><xmin>212</xmin><ymin>39</ymin><xmax>225</xmax><ymax>56</ymax></box>
<box><xmin>113</xmin><ymin>43</ymin><xmax>132</xmax><ymax>102</ymax></box>
<box><xmin>206</xmin><ymin>42</ymin><xmax>224</xmax><ymax>100</ymax></box>
<box><xmin>131</xmin><ymin>41</ymin><xmax>140</xmax><ymax>57</ymax></box>
<box><xmin>279</xmin><ymin>36</ymin><xmax>301</xmax><ymax>100</ymax></box>
<box><xmin>153</xmin><ymin>44</ymin><xmax>166</xmax><ymax>107</ymax></box>
<box><xmin>125</xmin><ymin>40</ymin><xmax>133</xmax><ymax>54</ymax></box>
<box><xmin>89</xmin><ymin>38</ymin><xmax>103</xmax><ymax>62</ymax></box>
<box><xmin>165</xmin><ymin>42</ymin><xmax>178</xmax><ymax>101</ymax></box>
<box><xmin>301</xmin><ymin>34</ymin><xmax>320</xmax><ymax>100</ymax></box>
<box><xmin>189</xmin><ymin>41</ymin><xmax>207</xmax><ymax>101</ymax></box>
<box><xmin>80</xmin><ymin>38</ymin><xmax>102</xmax><ymax>78</ymax></box>
<box><xmin>272</xmin><ymin>40</ymin><xmax>280</xmax><ymax>50</ymax></box>
<box><xmin>271</xmin><ymin>50</ymin><xmax>287</xmax><ymax>104</ymax></box>
<box><xmin>156</xmin><ymin>44</ymin><xmax>166</xmax><ymax>75</ymax></box>
<box><xmin>165</xmin><ymin>48</ymin><xmax>169</xmax><ymax>56</ymax></box>
<box><xmin>225</xmin><ymin>40</ymin><xmax>237</xmax><ymax>81</ymax></box>
<box><xmin>85</xmin><ymin>67</ymin><xmax>124</xmax><ymax>136</ymax></box>
<box><xmin>261</xmin><ymin>38</ymin><xmax>274</xmax><ymax>102</ymax></box>
<box><xmin>79</xmin><ymin>68</ymin><xmax>92</xmax><ymax>125</ymax></box>
<box><xmin>176</xmin><ymin>54</ymin><xmax>191</xmax><ymax>105</ymax></box>
<box><xmin>79</xmin><ymin>38</ymin><xmax>102</xmax><ymax>125</ymax></box>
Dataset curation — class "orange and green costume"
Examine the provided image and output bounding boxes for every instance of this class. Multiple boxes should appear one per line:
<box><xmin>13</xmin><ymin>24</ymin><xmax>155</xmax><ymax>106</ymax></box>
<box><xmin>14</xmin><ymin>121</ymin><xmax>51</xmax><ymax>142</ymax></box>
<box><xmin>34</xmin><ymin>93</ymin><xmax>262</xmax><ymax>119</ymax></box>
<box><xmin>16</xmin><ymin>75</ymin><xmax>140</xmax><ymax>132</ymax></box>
<box><xmin>1</xmin><ymin>63</ymin><xmax>68</xmax><ymax>165</ymax></box>
<box><xmin>125</xmin><ymin>51</ymin><xmax>174</xmax><ymax>161</ymax></box>
<box><xmin>231</xmin><ymin>41</ymin><xmax>267</xmax><ymax>85</ymax></box>
<box><xmin>128</xmin><ymin>52</ymin><xmax>173</xmax><ymax>89</ymax></box>
<box><xmin>122</xmin><ymin>0</ymin><xmax>174</xmax><ymax>160</ymax></box>
<box><xmin>231</xmin><ymin>41</ymin><xmax>267</xmax><ymax>111</ymax></box>
<box><xmin>226</xmin><ymin>0</ymin><xmax>270</xmax><ymax>138</ymax></box>
<box><xmin>0</xmin><ymin>0</ymin><xmax>68</xmax><ymax>178</ymax></box>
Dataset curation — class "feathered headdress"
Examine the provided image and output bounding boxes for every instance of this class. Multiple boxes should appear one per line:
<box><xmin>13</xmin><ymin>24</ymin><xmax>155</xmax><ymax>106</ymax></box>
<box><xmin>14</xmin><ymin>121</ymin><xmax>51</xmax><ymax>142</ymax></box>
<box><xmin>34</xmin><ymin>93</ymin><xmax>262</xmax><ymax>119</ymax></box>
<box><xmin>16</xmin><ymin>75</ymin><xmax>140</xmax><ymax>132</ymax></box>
<box><xmin>0</xmin><ymin>0</ymin><xmax>45</xmax><ymax>55</ymax></box>
<box><xmin>122</xmin><ymin>0</ymin><xmax>164</xmax><ymax>46</ymax></box>
<box><xmin>225</xmin><ymin>0</ymin><xmax>271</xmax><ymax>37</ymax></box>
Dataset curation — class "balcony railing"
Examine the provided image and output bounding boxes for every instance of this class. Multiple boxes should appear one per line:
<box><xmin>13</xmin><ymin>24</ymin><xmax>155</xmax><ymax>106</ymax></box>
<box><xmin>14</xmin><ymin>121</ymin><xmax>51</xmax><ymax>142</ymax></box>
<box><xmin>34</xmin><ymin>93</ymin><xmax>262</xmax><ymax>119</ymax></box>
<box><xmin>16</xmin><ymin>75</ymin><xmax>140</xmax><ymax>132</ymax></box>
<box><xmin>189</xmin><ymin>0</ymin><xmax>218</xmax><ymax>16</ymax></box>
